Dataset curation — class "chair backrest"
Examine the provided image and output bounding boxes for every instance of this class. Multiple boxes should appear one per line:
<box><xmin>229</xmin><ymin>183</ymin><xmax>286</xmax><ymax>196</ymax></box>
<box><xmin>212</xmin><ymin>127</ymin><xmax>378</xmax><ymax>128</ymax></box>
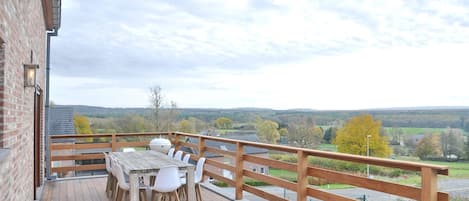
<box><xmin>123</xmin><ymin>147</ymin><xmax>136</xmax><ymax>152</ymax></box>
<box><xmin>182</xmin><ymin>154</ymin><xmax>191</xmax><ymax>164</ymax></box>
<box><xmin>154</xmin><ymin>166</ymin><xmax>181</xmax><ymax>192</ymax></box>
<box><xmin>167</xmin><ymin>148</ymin><xmax>175</xmax><ymax>157</ymax></box>
<box><xmin>195</xmin><ymin>157</ymin><xmax>206</xmax><ymax>183</ymax></box>
<box><xmin>104</xmin><ymin>152</ymin><xmax>111</xmax><ymax>172</ymax></box>
<box><xmin>113</xmin><ymin>161</ymin><xmax>129</xmax><ymax>190</ymax></box>
<box><xmin>173</xmin><ymin>151</ymin><xmax>183</xmax><ymax>161</ymax></box>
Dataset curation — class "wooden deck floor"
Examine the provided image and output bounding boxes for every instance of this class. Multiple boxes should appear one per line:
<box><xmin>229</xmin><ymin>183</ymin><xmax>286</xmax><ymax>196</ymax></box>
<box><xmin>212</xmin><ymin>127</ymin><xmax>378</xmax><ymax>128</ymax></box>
<box><xmin>40</xmin><ymin>176</ymin><xmax>230</xmax><ymax>201</ymax></box>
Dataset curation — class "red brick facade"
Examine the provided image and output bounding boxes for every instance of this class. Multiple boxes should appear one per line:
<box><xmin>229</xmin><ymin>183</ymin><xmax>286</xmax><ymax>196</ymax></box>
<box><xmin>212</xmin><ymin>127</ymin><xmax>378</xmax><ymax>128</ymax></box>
<box><xmin>0</xmin><ymin>1</ymin><xmax>48</xmax><ymax>200</ymax></box>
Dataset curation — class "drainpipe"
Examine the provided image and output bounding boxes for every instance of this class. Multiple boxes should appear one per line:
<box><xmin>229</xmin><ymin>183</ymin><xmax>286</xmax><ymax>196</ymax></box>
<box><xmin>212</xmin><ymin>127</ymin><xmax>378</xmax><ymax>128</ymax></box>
<box><xmin>45</xmin><ymin>28</ymin><xmax>58</xmax><ymax>180</ymax></box>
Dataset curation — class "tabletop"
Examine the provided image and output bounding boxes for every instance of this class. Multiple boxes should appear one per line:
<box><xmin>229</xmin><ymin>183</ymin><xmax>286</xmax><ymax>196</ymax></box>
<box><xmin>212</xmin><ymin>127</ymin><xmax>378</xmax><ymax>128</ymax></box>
<box><xmin>109</xmin><ymin>150</ymin><xmax>193</xmax><ymax>174</ymax></box>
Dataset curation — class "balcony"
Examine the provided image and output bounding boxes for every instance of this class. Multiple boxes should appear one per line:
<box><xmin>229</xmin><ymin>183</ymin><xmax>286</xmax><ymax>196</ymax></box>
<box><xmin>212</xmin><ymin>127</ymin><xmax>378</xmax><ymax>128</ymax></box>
<box><xmin>46</xmin><ymin>132</ymin><xmax>449</xmax><ymax>201</ymax></box>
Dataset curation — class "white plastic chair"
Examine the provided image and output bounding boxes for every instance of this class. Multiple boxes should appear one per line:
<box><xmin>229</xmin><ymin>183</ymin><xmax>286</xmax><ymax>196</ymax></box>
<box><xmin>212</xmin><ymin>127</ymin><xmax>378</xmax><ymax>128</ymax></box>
<box><xmin>104</xmin><ymin>152</ymin><xmax>116</xmax><ymax>198</ymax></box>
<box><xmin>123</xmin><ymin>147</ymin><xmax>136</xmax><ymax>152</ymax></box>
<box><xmin>180</xmin><ymin>157</ymin><xmax>206</xmax><ymax>201</ymax></box>
<box><xmin>150</xmin><ymin>166</ymin><xmax>182</xmax><ymax>201</ymax></box>
<box><xmin>113</xmin><ymin>161</ymin><xmax>147</xmax><ymax>201</ymax></box>
<box><xmin>182</xmin><ymin>154</ymin><xmax>191</xmax><ymax>164</ymax></box>
<box><xmin>173</xmin><ymin>150</ymin><xmax>183</xmax><ymax>161</ymax></box>
<box><xmin>167</xmin><ymin>148</ymin><xmax>175</xmax><ymax>158</ymax></box>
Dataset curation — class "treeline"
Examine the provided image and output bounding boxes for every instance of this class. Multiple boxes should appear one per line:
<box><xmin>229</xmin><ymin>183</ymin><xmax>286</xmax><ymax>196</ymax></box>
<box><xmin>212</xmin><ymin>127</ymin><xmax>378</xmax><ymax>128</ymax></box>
<box><xmin>66</xmin><ymin>105</ymin><xmax>469</xmax><ymax>131</ymax></box>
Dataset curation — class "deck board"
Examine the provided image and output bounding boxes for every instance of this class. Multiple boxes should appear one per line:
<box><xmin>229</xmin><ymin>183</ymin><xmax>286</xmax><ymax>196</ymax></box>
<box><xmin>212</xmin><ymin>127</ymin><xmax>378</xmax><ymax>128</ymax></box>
<box><xmin>41</xmin><ymin>176</ymin><xmax>230</xmax><ymax>201</ymax></box>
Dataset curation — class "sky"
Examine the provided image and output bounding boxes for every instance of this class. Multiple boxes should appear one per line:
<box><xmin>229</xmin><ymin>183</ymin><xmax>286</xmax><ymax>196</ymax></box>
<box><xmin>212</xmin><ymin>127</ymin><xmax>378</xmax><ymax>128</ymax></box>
<box><xmin>50</xmin><ymin>0</ymin><xmax>469</xmax><ymax>110</ymax></box>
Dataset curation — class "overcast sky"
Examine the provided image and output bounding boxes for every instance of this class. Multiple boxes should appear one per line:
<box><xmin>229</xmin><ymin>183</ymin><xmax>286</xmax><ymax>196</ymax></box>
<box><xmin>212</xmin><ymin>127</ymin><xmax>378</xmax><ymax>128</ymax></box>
<box><xmin>50</xmin><ymin>0</ymin><xmax>469</xmax><ymax>110</ymax></box>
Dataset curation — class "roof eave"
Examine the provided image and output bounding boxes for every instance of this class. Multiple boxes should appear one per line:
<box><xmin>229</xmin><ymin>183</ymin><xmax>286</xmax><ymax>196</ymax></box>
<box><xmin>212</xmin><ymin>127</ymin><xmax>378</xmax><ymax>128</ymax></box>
<box><xmin>42</xmin><ymin>0</ymin><xmax>61</xmax><ymax>31</ymax></box>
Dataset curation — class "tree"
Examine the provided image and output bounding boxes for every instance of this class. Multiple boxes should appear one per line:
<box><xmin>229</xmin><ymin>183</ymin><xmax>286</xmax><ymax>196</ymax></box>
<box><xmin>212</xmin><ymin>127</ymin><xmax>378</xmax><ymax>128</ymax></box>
<box><xmin>188</xmin><ymin>117</ymin><xmax>208</xmax><ymax>132</ymax></box>
<box><xmin>440</xmin><ymin>128</ymin><xmax>464</xmax><ymax>161</ymax></box>
<box><xmin>149</xmin><ymin>86</ymin><xmax>163</xmax><ymax>131</ymax></box>
<box><xmin>323</xmin><ymin>127</ymin><xmax>338</xmax><ymax>144</ymax></box>
<box><xmin>287</xmin><ymin>119</ymin><xmax>322</xmax><ymax>149</ymax></box>
<box><xmin>334</xmin><ymin>114</ymin><xmax>391</xmax><ymax>157</ymax></box>
<box><xmin>179</xmin><ymin>119</ymin><xmax>195</xmax><ymax>133</ymax></box>
<box><xmin>215</xmin><ymin>117</ymin><xmax>233</xmax><ymax>129</ymax></box>
<box><xmin>74</xmin><ymin>115</ymin><xmax>92</xmax><ymax>142</ymax></box>
<box><xmin>256</xmin><ymin>119</ymin><xmax>280</xmax><ymax>144</ymax></box>
<box><xmin>415</xmin><ymin>134</ymin><xmax>441</xmax><ymax>160</ymax></box>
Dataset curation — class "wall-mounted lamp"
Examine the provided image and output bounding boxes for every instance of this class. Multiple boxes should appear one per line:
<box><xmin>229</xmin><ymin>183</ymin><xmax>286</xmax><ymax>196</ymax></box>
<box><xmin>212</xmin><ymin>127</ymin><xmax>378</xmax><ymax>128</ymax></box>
<box><xmin>24</xmin><ymin>64</ymin><xmax>39</xmax><ymax>87</ymax></box>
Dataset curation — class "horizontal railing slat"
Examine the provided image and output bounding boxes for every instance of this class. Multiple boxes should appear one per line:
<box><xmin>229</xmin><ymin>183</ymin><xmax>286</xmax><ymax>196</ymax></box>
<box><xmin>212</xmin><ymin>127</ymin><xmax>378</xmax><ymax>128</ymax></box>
<box><xmin>243</xmin><ymin>169</ymin><xmax>296</xmax><ymax>191</ymax></box>
<box><xmin>307</xmin><ymin>187</ymin><xmax>356</xmax><ymax>201</ymax></box>
<box><xmin>205</xmin><ymin>146</ymin><xmax>236</xmax><ymax>157</ymax></box>
<box><xmin>51</xmin><ymin>143</ymin><xmax>111</xmax><ymax>150</ymax></box>
<box><xmin>51</xmin><ymin>153</ymin><xmax>104</xmax><ymax>161</ymax></box>
<box><xmin>243</xmin><ymin>184</ymin><xmax>288</xmax><ymax>201</ymax></box>
<box><xmin>205</xmin><ymin>159</ymin><xmax>236</xmax><ymax>172</ymax></box>
<box><xmin>204</xmin><ymin>170</ymin><xmax>235</xmax><ymax>186</ymax></box>
<box><xmin>308</xmin><ymin>166</ymin><xmax>421</xmax><ymax>200</ymax></box>
<box><xmin>244</xmin><ymin>155</ymin><xmax>296</xmax><ymax>172</ymax></box>
<box><xmin>51</xmin><ymin>164</ymin><xmax>105</xmax><ymax>173</ymax></box>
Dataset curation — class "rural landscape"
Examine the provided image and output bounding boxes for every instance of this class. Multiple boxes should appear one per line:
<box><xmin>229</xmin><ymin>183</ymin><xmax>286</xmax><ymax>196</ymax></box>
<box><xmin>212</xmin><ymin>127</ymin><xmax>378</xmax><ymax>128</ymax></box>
<box><xmin>63</xmin><ymin>88</ymin><xmax>469</xmax><ymax>200</ymax></box>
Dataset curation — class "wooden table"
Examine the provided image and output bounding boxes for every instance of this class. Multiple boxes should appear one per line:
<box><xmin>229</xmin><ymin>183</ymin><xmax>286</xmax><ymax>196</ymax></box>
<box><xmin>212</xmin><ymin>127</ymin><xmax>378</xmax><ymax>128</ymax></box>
<box><xmin>110</xmin><ymin>150</ymin><xmax>195</xmax><ymax>201</ymax></box>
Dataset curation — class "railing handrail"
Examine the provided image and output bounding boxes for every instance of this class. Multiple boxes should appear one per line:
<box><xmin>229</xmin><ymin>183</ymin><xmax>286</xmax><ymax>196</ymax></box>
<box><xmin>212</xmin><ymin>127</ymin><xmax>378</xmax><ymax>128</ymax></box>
<box><xmin>172</xmin><ymin>131</ymin><xmax>448</xmax><ymax>175</ymax></box>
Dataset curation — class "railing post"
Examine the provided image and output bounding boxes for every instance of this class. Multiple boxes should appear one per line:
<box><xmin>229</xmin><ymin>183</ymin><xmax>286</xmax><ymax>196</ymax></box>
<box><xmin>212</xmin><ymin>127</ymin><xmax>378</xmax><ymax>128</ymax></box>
<box><xmin>421</xmin><ymin>167</ymin><xmax>437</xmax><ymax>201</ymax></box>
<box><xmin>235</xmin><ymin>142</ymin><xmax>244</xmax><ymax>200</ymax></box>
<box><xmin>174</xmin><ymin>133</ymin><xmax>181</xmax><ymax>150</ymax></box>
<box><xmin>297</xmin><ymin>150</ymin><xmax>307</xmax><ymax>201</ymax></box>
<box><xmin>198</xmin><ymin>136</ymin><xmax>205</xmax><ymax>157</ymax></box>
<box><xmin>111</xmin><ymin>134</ymin><xmax>116</xmax><ymax>152</ymax></box>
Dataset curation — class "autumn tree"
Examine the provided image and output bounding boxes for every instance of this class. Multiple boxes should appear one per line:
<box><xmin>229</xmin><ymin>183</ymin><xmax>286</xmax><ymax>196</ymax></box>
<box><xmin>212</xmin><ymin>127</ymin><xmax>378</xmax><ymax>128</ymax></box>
<box><xmin>287</xmin><ymin>118</ymin><xmax>322</xmax><ymax>149</ymax></box>
<box><xmin>74</xmin><ymin>115</ymin><xmax>93</xmax><ymax>142</ymax></box>
<box><xmin>256</xmin><ymin>118</ymin><xmax>280</xmax><ymax>144</ymax></box>
<box><xmin>440</xmin><ymin>128</ymin><xmax>464</xmax><ymax>161</ymax></box>
<box><xmin>188</xmin><ymin>117</ymin><xmax>208</xmax><ymax>132</ymax></box>
<box><xmin>215</xmin><ymin>117</ymin><xmax>233</xmax><ymax>129</ymax></box>
<box><xmin>179</xmin><ymin>119</ymin><xmax>195</xmax><ymax>133</ymax></box>
<box><xmin>415</xmin><ymin>134</ymin><xmax>441</xmax><ymax>160</ymax></box>
<box><xmin>334</xmin><ymin>114</ymin><xmax>391</xmax><ymax>157</ymax></box>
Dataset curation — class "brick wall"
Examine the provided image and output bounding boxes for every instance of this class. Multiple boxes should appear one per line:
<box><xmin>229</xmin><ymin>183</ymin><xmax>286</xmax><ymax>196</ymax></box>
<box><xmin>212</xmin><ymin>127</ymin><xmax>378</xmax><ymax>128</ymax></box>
<box><xmin>0</xmin><ymin>1</ymin><xmax>47</xmax><ymax>201</ymax></box>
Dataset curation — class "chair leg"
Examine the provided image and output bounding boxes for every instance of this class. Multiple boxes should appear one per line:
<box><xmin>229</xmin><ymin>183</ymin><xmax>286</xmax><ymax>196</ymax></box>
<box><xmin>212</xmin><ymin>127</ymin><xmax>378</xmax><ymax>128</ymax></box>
<box><xmin>140</xmin><ymin>189</ymin><xmax>148</xmax><ymax>201</ymax></box>
<box><xmin>116</xmin><ymin>188</ymin><xmax>124</xmax><ymax>201</ymax></box>
<box><xmin>151</xmin><ymin>190</ymin><xmax>157</xmax><ymax>201</ymax></box>
<box><xmin>195</xmin><ymin>184</ymin><xmax>202</xmax><ymax>201</ymax></box>
<box><xmin>174</xmin><ymin>191</ymin><xmax>180</xmax><ymax>201</ymax></box>
<box><xmin>106</xmin><ymin>173</ymin><xmax>112</xmax><ymax>197</ymax></box>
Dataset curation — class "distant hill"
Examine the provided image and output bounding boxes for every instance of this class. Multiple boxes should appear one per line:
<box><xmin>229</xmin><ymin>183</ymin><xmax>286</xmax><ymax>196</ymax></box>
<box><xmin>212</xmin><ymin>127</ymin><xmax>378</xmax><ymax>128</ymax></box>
<box><xmin>58</xmin><ymin>105</ymin><xmax>469</xmax><ymax>130</ymax></box>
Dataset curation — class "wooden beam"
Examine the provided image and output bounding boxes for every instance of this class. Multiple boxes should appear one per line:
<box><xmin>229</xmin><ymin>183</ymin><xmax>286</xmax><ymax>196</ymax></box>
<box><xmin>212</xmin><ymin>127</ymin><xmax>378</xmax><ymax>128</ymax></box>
<box><xmin>421</xmin><ymin>167</ymin><xmax>438</xmax><ymax>201</ymax></box>
<box><xmin>51</xmin><ymin>164</ymin><xmax>105</xmax><ymax>173</ymax></box>
<box><xmin>235</xmin><ymin>142</ymin><xmax>244</xmax><ymax>200</ymax></box>
<box><xmin>205</xmin><ymin>159</ymin><xmax>236</xmax><ymax>172</ymax></box>
<box><xmin>244</xmin><ymin>155</ymin><xmax>296</xmax><ymax>172</ymax></box>
<box><xmin>297</xmin><ymin>150</ymin><xmax>307</xmax><ymax>201</ymax></box>
<box><xmin>50</xmin><ymin>143</ymin><xmax>111</xmax><ymax>150</ymax></box>
<box><xmin>51</xmin><ymin>153</ymin><xmax>104</xmax><ymax>161</ymax></box>
<box><xmin>198</xmin><ymin>136</ymin><xmax>205</xmax><ymax>157</ymax></box>
<box><xmin>307</xmin><ymin>166</ymin><xmax>420</xmax><ymax>200</ymax></box>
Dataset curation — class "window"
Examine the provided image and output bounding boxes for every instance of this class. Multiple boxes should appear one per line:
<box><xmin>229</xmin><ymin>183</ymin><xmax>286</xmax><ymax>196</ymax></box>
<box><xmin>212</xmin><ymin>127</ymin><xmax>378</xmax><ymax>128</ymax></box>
<box><xmin>260</xmin><ymin>167</ymin><xmax>265</xmax><ymax>174</ymax></box>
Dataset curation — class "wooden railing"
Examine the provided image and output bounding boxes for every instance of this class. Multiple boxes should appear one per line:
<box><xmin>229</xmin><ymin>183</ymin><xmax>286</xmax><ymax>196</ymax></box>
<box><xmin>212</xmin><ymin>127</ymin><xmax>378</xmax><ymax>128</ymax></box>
<box><xmin>49</xmin><ymin>132</ymin><xmax>449</xmax><ymax>201</ymax></box>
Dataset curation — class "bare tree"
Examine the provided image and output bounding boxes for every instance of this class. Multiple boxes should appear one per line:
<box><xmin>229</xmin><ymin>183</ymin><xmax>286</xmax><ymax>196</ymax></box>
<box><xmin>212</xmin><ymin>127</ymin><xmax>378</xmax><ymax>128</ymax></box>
<box><xmin>149</xmin><ymin>86</ymin><xmax>163</xmax><ymax>131</ymax></box>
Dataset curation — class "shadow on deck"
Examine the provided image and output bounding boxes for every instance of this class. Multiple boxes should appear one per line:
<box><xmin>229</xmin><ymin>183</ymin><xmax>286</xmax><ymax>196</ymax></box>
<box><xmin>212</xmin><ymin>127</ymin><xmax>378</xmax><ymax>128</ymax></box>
<box><xmin>40</xmin><ymin>176</ymin><xmax>231</xmax><ymax>201</ymax></box>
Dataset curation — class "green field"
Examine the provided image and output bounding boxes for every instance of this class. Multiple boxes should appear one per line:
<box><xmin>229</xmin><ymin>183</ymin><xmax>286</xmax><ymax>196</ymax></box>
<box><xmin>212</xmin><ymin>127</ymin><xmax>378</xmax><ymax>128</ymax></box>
<box><xmin>318</xmin><ymin>144</ymin><xmax>337</xmax><ymax>152</ymax></box>
<box><xmin>397</xmin><ymin>156</ymin><xmax>469</xmax><ymax>178</ymax></box>
<box><xmin>383</xmin><ymin>127</ymin><xmax>449</xmax><ymax>135</ymax></box>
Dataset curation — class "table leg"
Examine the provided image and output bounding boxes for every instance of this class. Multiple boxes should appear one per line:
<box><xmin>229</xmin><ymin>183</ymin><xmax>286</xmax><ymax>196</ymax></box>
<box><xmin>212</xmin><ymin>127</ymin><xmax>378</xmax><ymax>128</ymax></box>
<box><xmin>129</xmin><ymin>173</ymin><xmax>139</xmax><ymax>201</ymax></box>
<box><xmin>187</xmin><ymin>166</ymin><xmax>196</xmax><ymax>201</ymax></box>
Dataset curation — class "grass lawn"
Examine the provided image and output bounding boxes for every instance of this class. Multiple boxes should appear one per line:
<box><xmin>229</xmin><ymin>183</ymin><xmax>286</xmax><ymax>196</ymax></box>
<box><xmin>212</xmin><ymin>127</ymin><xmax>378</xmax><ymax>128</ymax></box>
<box><xmin>319</xmin><ymin>144</ymin><xmax>337</xmax><ymax>152</ymax></box>
<box><xmin>383</xmin><ymin>127</ymin><xmax>449</xmax><ymax>135</ymax></box>
<box><xmin>396</xmin><ymin>156</ymin><xmax>469</xmax><ymax>178</ymax></box>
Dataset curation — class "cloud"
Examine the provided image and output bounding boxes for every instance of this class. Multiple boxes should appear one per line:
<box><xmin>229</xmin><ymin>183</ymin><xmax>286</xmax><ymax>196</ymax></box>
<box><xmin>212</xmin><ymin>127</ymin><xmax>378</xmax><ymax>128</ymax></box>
<box><xmin>50</xmin><ymin>0</ymin><xmax>469</xmax><ymax>109</ymax></box>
